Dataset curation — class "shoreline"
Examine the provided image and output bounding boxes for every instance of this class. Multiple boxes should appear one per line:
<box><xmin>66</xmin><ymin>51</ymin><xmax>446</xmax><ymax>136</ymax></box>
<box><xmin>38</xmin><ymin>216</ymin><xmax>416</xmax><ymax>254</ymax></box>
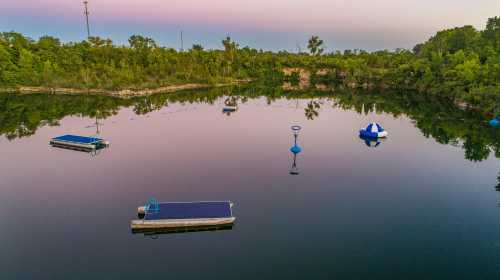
<box><xmin>0</xmin><ymin>80</ymin><xmax>251</xmax><ymax>97</ymax></box>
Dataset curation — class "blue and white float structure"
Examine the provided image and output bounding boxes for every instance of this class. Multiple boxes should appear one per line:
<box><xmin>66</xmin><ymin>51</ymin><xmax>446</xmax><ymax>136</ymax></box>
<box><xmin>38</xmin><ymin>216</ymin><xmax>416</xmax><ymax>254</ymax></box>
<box><xmin>359</xmin><ymin>122</ymin><xmax>388</xmax><ymax>139</ymax></box>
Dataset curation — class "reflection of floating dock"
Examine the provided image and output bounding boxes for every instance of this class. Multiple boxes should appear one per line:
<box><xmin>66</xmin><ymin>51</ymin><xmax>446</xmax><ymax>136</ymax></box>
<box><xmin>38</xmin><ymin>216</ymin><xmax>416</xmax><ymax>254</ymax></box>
<box><xmin>134</xmin><ymin>224</ymin><xmax>234</xmax><ymax>235</ymax></box>
<box><xmin>49</xmin><ymin>135</ymin><xmax>109</xmax><ymax>152</ymax></box>
<box><xmin>131</xmin><ymin>201</ymin><xmax>235</xmax><ymax>232</ymax></box>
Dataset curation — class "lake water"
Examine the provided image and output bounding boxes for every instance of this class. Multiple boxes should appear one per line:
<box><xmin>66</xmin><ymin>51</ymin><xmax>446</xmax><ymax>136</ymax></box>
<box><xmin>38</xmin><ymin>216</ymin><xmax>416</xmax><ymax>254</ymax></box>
<box><xmin>0</xmin><ymin>86</ymin><xmax>499</xmax><ymax>279</ymax></box>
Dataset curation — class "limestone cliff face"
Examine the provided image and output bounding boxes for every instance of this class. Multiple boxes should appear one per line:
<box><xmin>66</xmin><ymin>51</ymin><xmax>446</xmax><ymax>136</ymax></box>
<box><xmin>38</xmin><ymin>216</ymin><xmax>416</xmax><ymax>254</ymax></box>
<box><xmin>282</xmin><ymin>67</ymin><xmax>331</xmax><ymax>79</ymax></box>
<box><xmin>282</xmin><ymin>67</ymin><xmax>311</xmax><ymax>89</ymax></box>
<box><xmin>282</xmin><ymin>68</ymin><xmax>311</xmax><ymax>82</ymax></box>
<box><xmin>282</xmin><ymin>67</ymin><xmax>378</xmax><ymax>91</ymax></box>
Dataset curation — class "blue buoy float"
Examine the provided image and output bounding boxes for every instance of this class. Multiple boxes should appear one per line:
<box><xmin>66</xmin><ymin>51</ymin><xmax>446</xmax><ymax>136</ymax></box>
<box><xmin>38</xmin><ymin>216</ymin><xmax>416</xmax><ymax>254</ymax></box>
<box><xmin>290</xmin><ymin>144</ymin><xmax>302</xmax><ymax>154</ymax></box>
<box><xmin>490</xmin><ymin>118</ymin><xmax>499</xmax><ymax>127</ymax></box>
<box><xmin>359</xmin><ymin>122</ymin><xmax>388</xmax><ymax>138</ymax></box>
<box><xmin>489</xmin><ymin>105</ymin><xmax>500</xmax><ymax>127</ymax></box>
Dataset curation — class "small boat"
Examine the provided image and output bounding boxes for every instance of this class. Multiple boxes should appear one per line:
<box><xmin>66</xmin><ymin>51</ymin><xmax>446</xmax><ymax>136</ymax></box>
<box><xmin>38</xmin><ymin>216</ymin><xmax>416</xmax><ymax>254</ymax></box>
<box><xmin>359</xmin><ymin>122</ymin><xmax>388</xmax><ymax>139</ymax></box>
<box><xmin>131</xmin><ymin>201</ymin><xmax>235</xmax><ymax>233</ymax></box>
<box><xmin>49</xmin><ymin>134</ymin><xmax>110</xmax><ymax>152</ymax></box>
<box><xmin>222</xmin><ymin>106</ymin><xmax>238</xmax><ymax>113</ymax></box>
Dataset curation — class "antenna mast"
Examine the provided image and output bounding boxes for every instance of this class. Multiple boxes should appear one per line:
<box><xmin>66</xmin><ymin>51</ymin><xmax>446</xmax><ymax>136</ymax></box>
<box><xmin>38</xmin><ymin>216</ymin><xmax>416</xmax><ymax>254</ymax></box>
<box><xmin>83</xmin><ymin>1</ymin><xmax>91</xmax><ymax>39</ymax></box>
<box><xmin>180</xmin><ymin>30</ymin><xmax>184</xmax><ymax>52</ymax></box>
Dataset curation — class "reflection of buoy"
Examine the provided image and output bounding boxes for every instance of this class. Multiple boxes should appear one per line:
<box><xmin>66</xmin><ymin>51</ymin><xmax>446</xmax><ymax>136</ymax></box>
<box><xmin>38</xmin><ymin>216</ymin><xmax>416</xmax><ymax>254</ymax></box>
<box><xmin>291</xmin><ymin>125</ymin><xmax>302</xmax><ymax>136</ymax></box>
<box><xmin>359</xmin><ymin>135</ymin><xmax>384</xmax><ymax>148</ymax></box>
<box><xmin>290</xmin><ymin>144</ymin><xmax>302</xmax><ymax>154</ymax></box>
<box><xmin>359</xmin><ymin>122</ymin><xmax>388</xmax><ymax>138</ymax></box>
<box><xmin>289</xmin><ymin>163</ymin><xmax>299</xmax><ymax>175</ymax></box>
<box><xmin>490</xmin><ymin>118</ymin><xmax>499</xmax><ymax>127</ymax></box>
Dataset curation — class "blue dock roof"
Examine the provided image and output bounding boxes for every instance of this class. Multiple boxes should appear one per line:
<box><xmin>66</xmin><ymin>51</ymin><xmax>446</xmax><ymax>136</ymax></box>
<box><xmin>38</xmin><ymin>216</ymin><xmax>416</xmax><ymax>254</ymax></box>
<box><xmin>52</xmin><ymin>135</ymin><xmax>103</xmax><ymax>144</ymax></box>
<box><xmin>144</xmin><ymin>201</ymin><xmax>233</xmax><ymax>221</ymax></box>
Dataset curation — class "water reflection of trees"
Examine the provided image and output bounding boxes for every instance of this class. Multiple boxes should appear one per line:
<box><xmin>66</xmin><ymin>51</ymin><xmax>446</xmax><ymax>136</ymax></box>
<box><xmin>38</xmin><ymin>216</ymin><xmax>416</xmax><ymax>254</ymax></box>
<box><xmin>0</xmin><ymin>88</ymin><xmax>228</xmax><ymax>140</ymax></box>
<box><xmin>1</xmin><ymin>85</ymin><xmax>499</xmax><ymax>162</ymax></box>
<box><xmin>329</xmin><ymin>90</ymin><xmax>500</xmax><ymax>162</ymax></box>
<box><xmin>305</xmin><ymin>100</ymin><xmax>321</xmax><ymax>120</ymax></box>
<box><xmin>495</xmin><ymin>172</ymin><xmax>500</xmax><ymax>192</ymax></box>
<box><xmin>0</xmin><ymin>94</ymin><xmax>121</xmax><ymax>140</ymax></box>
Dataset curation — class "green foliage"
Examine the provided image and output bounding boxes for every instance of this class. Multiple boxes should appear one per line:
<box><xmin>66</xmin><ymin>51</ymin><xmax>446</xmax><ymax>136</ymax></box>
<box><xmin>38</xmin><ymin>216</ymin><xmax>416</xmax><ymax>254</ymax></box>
<box><xmin>295</xmin><ymin>18</ymin><xmax>499</xmax><ymax>114</ymax></box>
<box><xmin>483</xmin><ymin>16</ymin><xmax>500</xmax><ymax>46</ymax></box>
<box><xmin>128</xmin><ymin>35</ymin><xmax>157</xmax><ymax>50</ymax></box>
<box><xmin>0</xmin><ymin>32</ymin><xmax>281</xmax><ymax>90</ymax></box>
<box><xmin>327</xmin><ymin>89</ymin><xmax>500</xmax><ymax>162</ymax></box>
<box><xmin>0</xmin><ymin>17</ymin><xmax>499</xmax><ymax>113</ymax></box>
<box><xmin>307</xmin><ymin>35</ymin><xmax>324</xmax><ymax>56</ymax></box>
<box><xmin>191</xmin><ymin>44</ymin><xmax>204</xmax><ymax>51</ymax></box>
<box><xmin>0</xmin><ymin>43</ymin><xmax>17</xmax><ymax>85</ymax></box>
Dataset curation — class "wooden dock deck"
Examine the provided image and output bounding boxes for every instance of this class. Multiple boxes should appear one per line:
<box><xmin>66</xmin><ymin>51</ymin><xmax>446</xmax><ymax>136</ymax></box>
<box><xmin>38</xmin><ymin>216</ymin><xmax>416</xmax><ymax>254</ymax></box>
<box><xmin>132</xmin><ymin>223</ymin><xmax>234</xmax><ymax>235</ymax></box>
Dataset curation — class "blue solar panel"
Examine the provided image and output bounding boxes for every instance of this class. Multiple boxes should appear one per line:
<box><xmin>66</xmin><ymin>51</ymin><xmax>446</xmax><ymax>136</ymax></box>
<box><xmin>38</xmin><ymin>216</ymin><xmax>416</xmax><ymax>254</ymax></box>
<box><xmin>144</xmin><ymin>201</ymin><xmax>233</xmax><ymax>220</ymax></box>
<box><xmin>52</xmin><ymin>135</ymin><xmax>102</xmax><ymax>144</ymax></box>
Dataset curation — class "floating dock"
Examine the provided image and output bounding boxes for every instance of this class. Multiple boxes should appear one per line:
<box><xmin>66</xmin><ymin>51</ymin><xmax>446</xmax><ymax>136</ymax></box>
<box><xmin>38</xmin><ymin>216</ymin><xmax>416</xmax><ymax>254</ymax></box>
<box><xmin>49</xmin><ymin>135</ymin><xmax>109</xmax><ymax>152</ymax></box>
<box><xmin>131</xmin><ymin>201</ymin><xmax>235</xmax><ymax>233</ymax></box>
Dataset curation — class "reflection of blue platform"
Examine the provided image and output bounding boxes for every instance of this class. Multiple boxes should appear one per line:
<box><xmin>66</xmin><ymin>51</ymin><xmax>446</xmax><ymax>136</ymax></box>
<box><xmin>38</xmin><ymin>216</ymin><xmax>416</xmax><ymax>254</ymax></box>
<box><xmin>144</xmin><ymin>201</ymin><xmax>233</xmax><ymax>221</ymax></box>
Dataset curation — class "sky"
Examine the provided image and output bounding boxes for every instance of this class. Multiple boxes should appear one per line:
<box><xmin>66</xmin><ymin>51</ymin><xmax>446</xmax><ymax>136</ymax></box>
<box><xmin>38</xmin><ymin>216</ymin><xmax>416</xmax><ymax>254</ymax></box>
<box><xmin>0</xmin><ymin>0</ymin><xmax>499</xmax><ymax>51</ymax></box>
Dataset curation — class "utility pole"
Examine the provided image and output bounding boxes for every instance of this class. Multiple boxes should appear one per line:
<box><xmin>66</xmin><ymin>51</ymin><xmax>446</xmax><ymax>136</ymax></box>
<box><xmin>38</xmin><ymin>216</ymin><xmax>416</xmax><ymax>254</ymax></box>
<box><xmin>83</xmin><ymin>1</ymin><xmax>91</xmax><ymax>39</ymax></box>
<box><xmin>180</xmin><ymin>30</ymin><xmax>184</xmax><ymax>52</ymax></box>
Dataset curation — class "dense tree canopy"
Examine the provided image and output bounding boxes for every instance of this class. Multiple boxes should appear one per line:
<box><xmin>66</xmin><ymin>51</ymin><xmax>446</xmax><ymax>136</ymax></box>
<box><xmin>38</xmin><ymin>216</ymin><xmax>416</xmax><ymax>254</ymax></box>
<box><xmin>0</xmin><ymin>33</ymin><xmax>281</xmax><ymax>90</ymax></box>
<box><xmin>0</xmin><ymin>17</ymin><xmax>499</xmax><ymax>113</ymax></box>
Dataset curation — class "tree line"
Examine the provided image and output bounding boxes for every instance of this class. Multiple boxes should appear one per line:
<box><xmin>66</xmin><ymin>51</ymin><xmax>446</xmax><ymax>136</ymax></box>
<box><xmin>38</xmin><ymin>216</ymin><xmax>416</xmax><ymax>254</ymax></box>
<box><xmin>289</xmin><ymin>17</ymin><xmax>500</xmax><ymax>114</ymax></box>
<box><xmin>0</xmin><ymin>17</ymin><xmax>499</xmax><ymax>112</ymax></box>
<box><xmin>0</xmin><ymin>35</ymin><xmax>280</xmax><ymax>90</ymax></box>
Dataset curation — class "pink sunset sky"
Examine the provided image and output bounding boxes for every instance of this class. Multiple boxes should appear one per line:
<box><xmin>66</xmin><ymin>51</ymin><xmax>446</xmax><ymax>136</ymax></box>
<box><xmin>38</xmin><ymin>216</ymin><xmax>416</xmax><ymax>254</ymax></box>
<box><xmin>1</xmin><ymin>0</ymin><xmax>498</xmax><ymax>51</ymax></box>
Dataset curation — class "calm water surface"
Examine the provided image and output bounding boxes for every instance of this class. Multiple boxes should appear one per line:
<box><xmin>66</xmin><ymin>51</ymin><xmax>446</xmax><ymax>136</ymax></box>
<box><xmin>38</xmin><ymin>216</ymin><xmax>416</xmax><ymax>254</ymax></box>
<box><xmin>0</xmin><ymin>88</ymin><xmax>499</xmax><ymax>279</ymax></box>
